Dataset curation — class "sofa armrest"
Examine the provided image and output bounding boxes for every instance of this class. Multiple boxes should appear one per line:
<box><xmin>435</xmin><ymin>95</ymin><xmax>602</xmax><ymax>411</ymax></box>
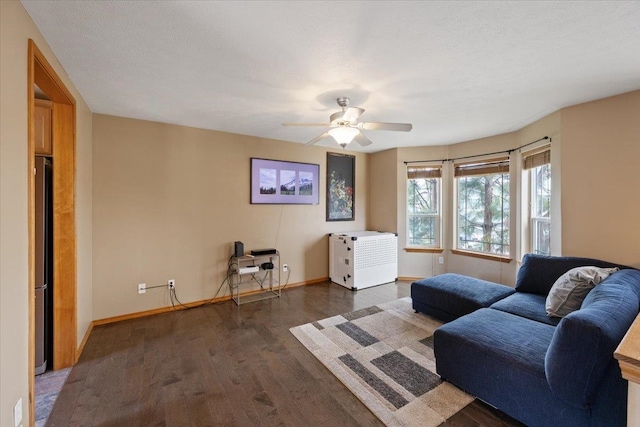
<box><xmin>545</xmin><ymin>284</ymin><xmax>638</xmax><ymax>407</ymax></box>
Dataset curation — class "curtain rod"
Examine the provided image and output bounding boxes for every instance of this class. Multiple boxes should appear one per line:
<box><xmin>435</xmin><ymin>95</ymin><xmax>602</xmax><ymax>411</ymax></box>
<box><xmin>404</xmin><ymin>136</ymin><xmax>550</xmax><ymax>165</ymax></box>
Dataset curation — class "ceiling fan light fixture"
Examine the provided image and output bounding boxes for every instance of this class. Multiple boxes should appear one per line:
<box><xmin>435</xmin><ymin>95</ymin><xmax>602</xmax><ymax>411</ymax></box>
<box><xmin>284</xmin><ymin>96</ymin><xmax>412</xmax><ymax>148</ymax></box>
<box><xmin>329</xmin><ymin>126</ymin><xmax>359</xmax><ymax>148</ymax></box>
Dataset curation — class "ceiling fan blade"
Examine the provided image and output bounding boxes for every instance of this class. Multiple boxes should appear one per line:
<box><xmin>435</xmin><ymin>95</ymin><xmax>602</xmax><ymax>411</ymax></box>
<box><xmin>342</xmin><ymin>107</ymin><xmax>365</xmax><ymax>122</ymax></box>
<box><xmin>360</xmin><ymin>122</ymin><xmax>413</xmax><ymax>132</ymax></box>
<box><xmin>330</xmin><ymin>107</ymin><xmax>365</xmax><ymax>124</ymax></box>
<box><xmin>282</xmin><ymin>122</ymin><xmax>330</xmax><ymax>127</ymax></box>
<box><xmin>304</xmin><ymin>132</ymin><xmax>330</xmax><ymax>146</ymax></box>
<box><xmin>353</xmin><ymin>132</ymin><xmax>373</xmax><ymax>147</ymax></box>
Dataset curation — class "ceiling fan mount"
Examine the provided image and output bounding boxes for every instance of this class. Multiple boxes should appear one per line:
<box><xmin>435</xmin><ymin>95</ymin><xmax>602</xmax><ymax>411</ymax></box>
<box><xmin>282</xmin><ymin>97</ymin><xmax>412</xmax><ymax>148</ymax></box>
<box><xmin>336</xmin><ymin>96</ymin><xmax>350</xmax><ymax>109</ymax></box>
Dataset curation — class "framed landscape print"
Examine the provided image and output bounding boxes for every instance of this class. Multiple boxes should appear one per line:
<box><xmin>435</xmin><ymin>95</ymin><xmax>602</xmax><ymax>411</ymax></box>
<box><xmin>251</xmin><ymin>158</ymin><xmax>320</xmax><ymax>204</ymax></box>
<box><xmin>327</xmin><ymin>152</ymin><xmax>355</xmax><ymax>221</ymax></box>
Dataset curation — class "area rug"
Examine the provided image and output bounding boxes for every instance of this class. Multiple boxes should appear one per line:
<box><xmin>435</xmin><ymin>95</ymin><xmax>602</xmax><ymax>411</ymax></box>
<box><xmin>290</xmin><ymin>297</ymin><xmax>474</xmax><ymax>427</ymax></box>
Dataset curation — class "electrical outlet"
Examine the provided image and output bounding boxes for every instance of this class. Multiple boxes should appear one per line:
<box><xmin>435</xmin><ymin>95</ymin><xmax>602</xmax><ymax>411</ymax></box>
<box><xmin>282</xmin><ymin>264</ymin><xmax>288</xmax><ymax>272</ymax></box>
<box><xmin>168</xmin><ymin>279</ymin><xmax>175</xmax><ymax>290</ymax></box>
<box><xmin>14</xmin><ymin>398</ymin><xmax>22</xmax><ymax>427</ymax></box>
<box><xmin>438</xmin><ymin>257</ymin><xmax>444</xmax><ymax>265</ymax></box>
<box><xmin>138</xmin><ymin>283</ymin><xmax>146</xmax><ymax>294</ymax></box>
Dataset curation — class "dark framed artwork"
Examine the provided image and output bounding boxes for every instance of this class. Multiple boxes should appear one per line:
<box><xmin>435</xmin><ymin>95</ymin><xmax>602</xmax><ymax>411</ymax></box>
<box><xmin>326</xmin><ymin>152</ymin><xmax>355</xmax><ymax>221</ymax></box>
<box><xmin>250</xmin><ymin>158</ymin><xmax>320</xmax><ymax>204</ymax></box>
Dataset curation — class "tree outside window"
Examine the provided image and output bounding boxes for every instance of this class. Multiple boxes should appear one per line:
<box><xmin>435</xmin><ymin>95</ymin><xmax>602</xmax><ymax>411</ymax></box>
<box><xmin>455</xmin><ymin>158</ymin><xmax>510</xmax><ymax>256</ymax></box>
<box><xmin>457</xmin><ymin>174</ymin><xmax>510</xmax><ymax>255</ymax></box>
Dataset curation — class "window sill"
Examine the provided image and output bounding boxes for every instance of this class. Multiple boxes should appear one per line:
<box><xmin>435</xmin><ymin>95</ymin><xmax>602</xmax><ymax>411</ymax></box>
<box><xmin>404</xmin><ymin>247</ymin><xmax>444</xmax><ymax>253</ymax></box>
<box><xmin>451</xmin><ymin>249</ymin><xmax>512</xmax><ymax>263</ymax></box>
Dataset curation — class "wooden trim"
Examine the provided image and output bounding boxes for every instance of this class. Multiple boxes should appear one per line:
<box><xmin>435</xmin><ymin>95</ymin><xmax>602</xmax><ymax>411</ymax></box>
<box><xmin>75</xmin><ymin>322</ymin><xmax>94</xmax><ymax>363</ymax></box>
<box><xmin>397</xmin><ymin>277</ymin><xmax>422</xmax><ymax>282</ymax></box>
<box><xmin>31</xmin><ymin>41</ymin><xmax>76</xmax><ymax>105</ymax></box>
<box><xmin>94</xmin><ymin>277</ymin><xmax>332</xmax><ymax>326</ymax></box>
<box><xmin>404</xmin><ymin>247</ymin><xmax>444</xmax><ymax>253</ymax></box>
<box><xmin>52</xmin><ymin>103</ymin><xmax>77</xmax><ymax>369</ymax></box>
<box><xmin>617</xmin><ymin>358</ymin><xmax>640</xmax><ymax>385</ymax></box>
<box><xmin>93</xmin><ymin>303</ymin><xmax>208</xmax><ymax>326</ymax></box>
<box><xmin>451</xmin><ymin>249</ymin><xmax>512</xmax><ymax>263</ymax></box>
<box><xmin>28</xmin><ymin>39</ymin><xmax>78</xmax><ymax>424</ymax></box>
<box><xmin>615</xmin><ymin>313</ymin><xmax>640</xmax><ymax>384</ymax></box>
<box><xmin>281</xmin><ymin>276</ymin><xmax>329</xmax><ymax>289</ymax></box>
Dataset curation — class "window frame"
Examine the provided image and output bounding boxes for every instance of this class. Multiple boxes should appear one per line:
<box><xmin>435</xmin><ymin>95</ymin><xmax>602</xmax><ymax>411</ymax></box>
<box><xmin>406</xmin><ymin>165</ymin><xmax>442</xmax><ymax>249</ymax></box>
<box><xmin>527</xmin><ymin>152</ymin><xmax>551</xmax><ymax>256</ymax></box>
<box><xmin>454</xmin><ymin>157</ymin><xmax>510</xmax><ymax>256</ymax></box>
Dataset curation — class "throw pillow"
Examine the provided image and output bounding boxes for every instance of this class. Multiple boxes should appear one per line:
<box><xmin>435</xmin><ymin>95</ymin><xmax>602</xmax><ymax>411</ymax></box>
<box><xmin>546</xmin><ymin>266</ymin><xmax>619</xmax><ymax>318</ymax></box>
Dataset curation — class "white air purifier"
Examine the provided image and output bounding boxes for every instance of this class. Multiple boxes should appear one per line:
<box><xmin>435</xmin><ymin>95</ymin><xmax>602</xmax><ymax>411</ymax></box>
<box><xmin>329</xmin><ymin>231</ymin><xmax>398</xmax><ymax>290</ymax></box>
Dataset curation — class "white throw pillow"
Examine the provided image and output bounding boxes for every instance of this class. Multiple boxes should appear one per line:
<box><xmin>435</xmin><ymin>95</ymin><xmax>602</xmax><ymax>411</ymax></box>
<box><xmin>545</xmin><ymin>266</ymin><xmax>619</xmax><ymax>318</ymax></box>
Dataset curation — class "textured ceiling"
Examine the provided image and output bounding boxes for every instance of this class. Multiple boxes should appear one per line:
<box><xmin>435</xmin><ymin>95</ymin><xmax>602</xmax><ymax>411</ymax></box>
<box><xmin>21</xmin><ymin>1</ymin><xmax>640</xmax><ymax>153</ymax></box>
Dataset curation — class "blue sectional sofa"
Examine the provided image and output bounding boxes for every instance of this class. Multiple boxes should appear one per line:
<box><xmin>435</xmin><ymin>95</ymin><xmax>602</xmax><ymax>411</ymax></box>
<box><xmin>419</xmin><ymin>254</ymin><xmax>640</xmax><ymax>427</ymax></box>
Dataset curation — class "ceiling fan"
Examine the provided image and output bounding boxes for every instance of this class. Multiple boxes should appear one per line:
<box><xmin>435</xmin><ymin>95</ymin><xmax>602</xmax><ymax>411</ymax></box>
<box><xmin>282</xmin><ymin>97</ymin><xmax>412</xmax><ymax>148</ymax></box>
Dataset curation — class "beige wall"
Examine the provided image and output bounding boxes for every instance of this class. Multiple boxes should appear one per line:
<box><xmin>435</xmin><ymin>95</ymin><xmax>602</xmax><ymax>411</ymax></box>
<box><xmin>92</xmin><ymin>114</ymin><xmax>368</xmax><ymax>320</ymax></box>
<box><xmin>76</xmin><ymin>98</ymin><xmax>94</xmax><ymax>349</ymax></box>
<box><xmin>368</xmin><ymin>148</ymin><xmax>398</xmax><ymax>233</ymax></box>
<box><xmin>561</xmin><ymin>90</ymin><xmax>640</xmax><ymax>268</ymax></box>
<box><xmin>0</xmin><ymin>1</ymin><xmax>93</xmax><ymax>426</ymax></box>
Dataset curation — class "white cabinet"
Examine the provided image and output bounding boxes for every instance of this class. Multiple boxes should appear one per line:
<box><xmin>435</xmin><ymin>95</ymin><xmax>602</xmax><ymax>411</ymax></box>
<box><xmin>329</xmin><ymin>231</ymin><xmax>398</xmax><ymax>290</ymax></box>
<box><xmin>34</xmin><ymin>99</ymin><xmax>52</xmax><ymax>155</ymax></box>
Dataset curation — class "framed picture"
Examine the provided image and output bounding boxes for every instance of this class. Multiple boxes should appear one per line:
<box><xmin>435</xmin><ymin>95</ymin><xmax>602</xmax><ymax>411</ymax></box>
<box><xmin>327</xmin><ymin>152</ymin><xmax>355</xmax><ymax>221</ymax></box>
<box><xmin>250</xmin><ymin>158</ymin><xmax>320</xmax><ymax>204</ymax></box>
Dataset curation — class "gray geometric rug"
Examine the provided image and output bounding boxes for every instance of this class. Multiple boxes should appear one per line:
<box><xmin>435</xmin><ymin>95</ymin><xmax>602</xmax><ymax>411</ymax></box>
<box><xmin>290</xmin><ymin>297</ymin><xmax>474</xmax><ymax>427</ymax></box>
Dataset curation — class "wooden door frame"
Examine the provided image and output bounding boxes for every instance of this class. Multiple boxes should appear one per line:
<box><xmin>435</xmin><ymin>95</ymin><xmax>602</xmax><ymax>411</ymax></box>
<box><xmin>28</xmin><ymin>39</ymin><xmax>77</xmax><ymax>424</ymax></box>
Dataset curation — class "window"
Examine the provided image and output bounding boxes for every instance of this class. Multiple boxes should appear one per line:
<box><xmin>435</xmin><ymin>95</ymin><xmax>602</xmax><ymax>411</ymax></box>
<box><xmin>525</xmin><ymin>148</ymin><xmax>551</xmax><ymax>255</ymax></box>
<box><xmin>455</xmin><ymin>158</ymin><xmax>510</xmax><ymax>255</ymax></box>
<box><xmin>407</xmin><ymin>166</ymin><xmax>441</xmax><ymax>247</ymax></box>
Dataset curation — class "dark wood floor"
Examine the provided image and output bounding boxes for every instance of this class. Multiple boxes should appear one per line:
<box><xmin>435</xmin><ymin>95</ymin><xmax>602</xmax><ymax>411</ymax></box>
<box><xmin>47</xmin><ymin>281</ymin><xmax>522</xmax><ymax>426</ymax></box>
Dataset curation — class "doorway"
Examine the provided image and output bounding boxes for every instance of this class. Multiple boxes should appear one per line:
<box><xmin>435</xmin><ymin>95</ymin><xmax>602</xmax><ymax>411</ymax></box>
<box><xmin>28</xmin><ymin>39</ymin><xmax>77</xmax><ymax>424</ymax></box>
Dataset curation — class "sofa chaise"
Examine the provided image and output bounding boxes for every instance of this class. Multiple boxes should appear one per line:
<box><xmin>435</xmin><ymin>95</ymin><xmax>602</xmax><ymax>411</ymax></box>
<box><xmin>411</xmin><ymin>254</ymin><xmax>640</xmax><ymax>427</ymax></box>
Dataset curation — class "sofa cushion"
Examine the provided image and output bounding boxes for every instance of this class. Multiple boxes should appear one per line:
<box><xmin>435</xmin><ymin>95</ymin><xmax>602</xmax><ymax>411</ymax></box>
<box><xmin>545</xmin><ymin>283</ymin><xmax>639</xmax><ymax>407</ymax></box>
<box><xmin>516</xmin><ymin>254</ymin><xmax>624</xmax><ymax>296</ymax></box>
<box><xmin>411</xmin><ymin>273</ymin><xmax>515</xmax><ymax>322</ymax></box>
<box><xmin>435</xmin><ymin>308</ymin><xmax>553</xmax><ymax>379</ymax></box>
<box><xmin>491</xmin><ymin>293</ymin><xmax>560</xmax><ymax>326</ymax></box>
<box><xmin>546</xmin><ymin>266</ymin><xmax>619</xmax><ymax>318</ymax></box>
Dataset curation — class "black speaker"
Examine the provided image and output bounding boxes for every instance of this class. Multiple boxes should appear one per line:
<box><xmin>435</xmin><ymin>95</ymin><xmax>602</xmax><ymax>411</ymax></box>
<box><xmin>234</xmin><ymin>241</ymin><xmax>244</xmax><ymax>258</ymax></box>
